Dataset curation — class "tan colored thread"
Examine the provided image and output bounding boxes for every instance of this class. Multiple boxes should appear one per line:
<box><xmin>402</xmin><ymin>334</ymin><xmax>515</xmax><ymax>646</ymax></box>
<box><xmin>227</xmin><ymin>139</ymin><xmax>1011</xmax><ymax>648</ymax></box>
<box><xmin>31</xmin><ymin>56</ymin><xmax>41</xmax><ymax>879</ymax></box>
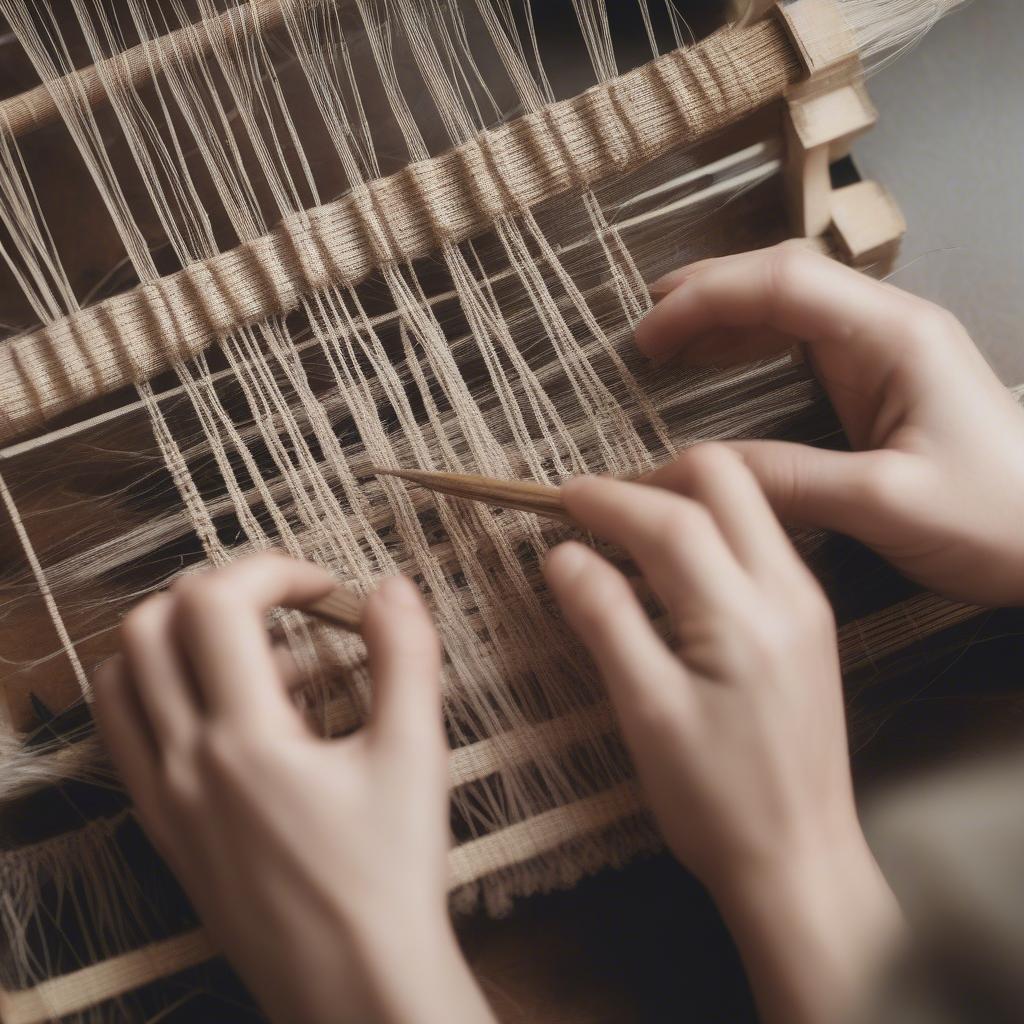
<box><xmin>0</xmin><ymin>19</ymin><xmax>798</xmax><ymax>443</ymax></box>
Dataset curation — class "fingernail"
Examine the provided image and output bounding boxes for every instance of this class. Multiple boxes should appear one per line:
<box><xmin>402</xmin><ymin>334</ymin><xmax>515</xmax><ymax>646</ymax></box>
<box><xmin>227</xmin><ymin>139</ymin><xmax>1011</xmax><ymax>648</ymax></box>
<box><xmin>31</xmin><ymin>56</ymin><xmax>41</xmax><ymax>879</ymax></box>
<box><xmin>634</xmin><ymin>314</ymin><xmax>693</xmax><ymax>367</ymax></box>
<box><xmin>647</xmin><ymin>267</ymin><xmax>689</xmax><ymax>299</ymax></box>
<box><xmin>545</xmin><ymin>541</ymin><xmax>588</xmax><ymax>583</ymax></box>
<box><xmin>634</xmin><ymin>336</ymin><xmax>673</xmax><ymax>367</ymax></box>
<box><xmin>632</xmin><ymin>318</ymin><xmax>665</xmax><ymax>363</ymax></box>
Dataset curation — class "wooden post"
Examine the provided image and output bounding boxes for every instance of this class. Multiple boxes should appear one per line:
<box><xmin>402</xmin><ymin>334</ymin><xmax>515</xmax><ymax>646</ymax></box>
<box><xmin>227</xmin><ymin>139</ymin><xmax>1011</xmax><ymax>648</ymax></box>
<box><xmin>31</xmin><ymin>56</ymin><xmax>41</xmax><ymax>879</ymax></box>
<box><xmin>768</xmin><ymin>0</ymin><xmax>907</xmax><ymax>366</ymax></box>
<box><xmin>775</xmin><ymin>0</ymin><xmax>877</xmax><ymax>237</ymax></box>
<box><xmin>783</xmin><ymin>82</ymin><xmax>877</xmax><ymax>236</ymax></box>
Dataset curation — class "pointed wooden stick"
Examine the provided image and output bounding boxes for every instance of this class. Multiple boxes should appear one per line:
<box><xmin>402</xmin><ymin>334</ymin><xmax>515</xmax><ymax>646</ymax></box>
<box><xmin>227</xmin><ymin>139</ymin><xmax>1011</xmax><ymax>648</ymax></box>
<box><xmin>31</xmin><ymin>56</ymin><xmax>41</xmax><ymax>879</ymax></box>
<box><xmin>373</xmin><ymin>466</ymin><xmax>569</xmax><ymax>522</ymax></box>
<box><xmin>306</xmin><ymin>586</ymin><xmax>364</xmax><ymax>633</ymax></box>
<box><xmin>304</xmin><ymin>464</ymin><xmax>566</xmax><ymax>634</ymax></box>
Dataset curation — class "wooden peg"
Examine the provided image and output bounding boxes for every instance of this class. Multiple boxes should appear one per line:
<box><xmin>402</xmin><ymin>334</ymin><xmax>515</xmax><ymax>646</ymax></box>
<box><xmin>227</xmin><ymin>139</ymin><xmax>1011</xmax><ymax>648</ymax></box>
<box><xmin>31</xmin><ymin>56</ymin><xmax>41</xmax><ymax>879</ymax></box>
<box><xmin>829</xmin><ymin>180</ymin><xmax>907</xmax><ymax>275</ymax></box>
<box><xmin>307</xmin><ymin>586</ymin><xmax>363</xmax><ymax>633</ymax></box>
<box><xmin>374</xmin><ymin>466</ymin><xmax>568</xmax><ymax>522</ymax></box>
<box><xmin>774</xmin><ymin>0</ymin><xmax>860</xmax><ymax>96</ymax></box>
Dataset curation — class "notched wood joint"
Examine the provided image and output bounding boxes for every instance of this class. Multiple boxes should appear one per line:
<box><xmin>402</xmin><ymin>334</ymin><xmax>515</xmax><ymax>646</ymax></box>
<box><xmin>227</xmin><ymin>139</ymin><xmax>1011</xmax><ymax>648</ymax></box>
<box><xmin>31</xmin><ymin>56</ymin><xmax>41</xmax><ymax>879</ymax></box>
<box><xmin>828</xmin><ymin>180</ymin><xmax>907</xmax><ymax>274</ymax></box>
<box><xmin>774</xmin><ymin>0</ymin><xmax>862</xmax><ymax>96</ymax></box>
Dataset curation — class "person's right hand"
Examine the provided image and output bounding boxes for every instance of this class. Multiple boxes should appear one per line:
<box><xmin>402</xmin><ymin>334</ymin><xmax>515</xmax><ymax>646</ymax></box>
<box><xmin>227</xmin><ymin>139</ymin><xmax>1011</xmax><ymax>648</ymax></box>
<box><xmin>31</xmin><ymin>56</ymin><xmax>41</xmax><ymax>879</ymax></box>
<box><xmin>543</xmin><ymin>453</ymin><xmax>903</xmax><ymax>1024</ymax></box>
<box><xmin>638</xmin><ymin>243</ymin><xmax>1024</xmax><ymax>607</ymax></box>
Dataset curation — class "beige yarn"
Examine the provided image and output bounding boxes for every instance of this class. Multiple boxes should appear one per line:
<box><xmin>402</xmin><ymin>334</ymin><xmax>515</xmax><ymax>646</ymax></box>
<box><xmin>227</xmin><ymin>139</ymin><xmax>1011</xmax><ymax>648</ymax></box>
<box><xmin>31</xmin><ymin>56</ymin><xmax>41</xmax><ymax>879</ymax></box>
<box><xmin>0</xmin><ymin>0</ymin><xmax>978</xmax><ymax>1019</ymax></box>
<box><xmin>0</xmin><ymin>18</ymin><xmax>797</xmax><ymax>443</ymax></box>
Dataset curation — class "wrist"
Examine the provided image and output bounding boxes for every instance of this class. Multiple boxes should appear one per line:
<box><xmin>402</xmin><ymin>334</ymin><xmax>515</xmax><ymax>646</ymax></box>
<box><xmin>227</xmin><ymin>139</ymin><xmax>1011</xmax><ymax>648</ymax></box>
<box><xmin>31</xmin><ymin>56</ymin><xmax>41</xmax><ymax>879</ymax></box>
<box><xmin>721</xmin><ymin>830</ymin><xmax>902</xmax><ymax>953</ymax></box>
<box><xmin>262</xmin><ymin>900</ymin><xmax>482</xmax><ymax>1024</ymax></box>
<box><xmin>712</xmin><ymin>827</ymin><xmax>904</xmax><ymax>1024</ymax></box>
<box><xmin>352</xmin><ymin>911</ymin><xmax>493</xmax><ymax>1024</ymax></box>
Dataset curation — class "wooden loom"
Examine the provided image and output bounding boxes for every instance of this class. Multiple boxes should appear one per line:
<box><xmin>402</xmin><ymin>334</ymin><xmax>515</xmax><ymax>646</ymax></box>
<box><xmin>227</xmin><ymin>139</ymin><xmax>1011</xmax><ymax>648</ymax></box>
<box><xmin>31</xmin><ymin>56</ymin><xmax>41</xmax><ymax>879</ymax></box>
<box><xmin>0</xmin><ymin>0</ymin><xmax>986</xmax><ymax>1019</ymax></box>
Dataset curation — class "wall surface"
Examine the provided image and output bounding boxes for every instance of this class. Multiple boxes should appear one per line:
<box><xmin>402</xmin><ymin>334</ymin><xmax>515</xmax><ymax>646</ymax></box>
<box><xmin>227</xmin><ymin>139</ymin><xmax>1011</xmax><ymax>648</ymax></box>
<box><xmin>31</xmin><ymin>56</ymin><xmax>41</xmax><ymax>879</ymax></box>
<box><xmin>856</xmin><ymin>0</ymin><xmax>1024</xmax><ymax>383</ymax></box>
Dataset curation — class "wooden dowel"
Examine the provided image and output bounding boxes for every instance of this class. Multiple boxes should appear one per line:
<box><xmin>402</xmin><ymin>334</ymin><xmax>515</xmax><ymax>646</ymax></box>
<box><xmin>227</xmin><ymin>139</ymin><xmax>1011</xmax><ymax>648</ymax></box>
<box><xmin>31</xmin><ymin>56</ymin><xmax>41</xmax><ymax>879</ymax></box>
<box><xmin>305</xmin><ymin>465</ymin><xmax>568</xmax><ymax>637</ymax></box>
<box><xmin>0</xmin><ymin>0</ymin><xmax>317</xmax><ymax>141</ymax></box>
<box><xmin>306</xmin><ymin>586</ymin><xmax>363</xmax><ymax>633</ymax></box>
<box><xmin>373</xmin><ymin>467</ymin><xmax>569</xmax><ymax>522</ymax></box>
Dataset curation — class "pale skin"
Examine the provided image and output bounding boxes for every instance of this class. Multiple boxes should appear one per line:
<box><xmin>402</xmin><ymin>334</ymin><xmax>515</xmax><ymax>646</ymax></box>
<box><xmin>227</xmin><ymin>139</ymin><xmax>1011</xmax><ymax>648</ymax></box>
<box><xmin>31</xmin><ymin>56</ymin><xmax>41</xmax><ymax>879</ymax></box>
<box><xmin>93</xmin><ymin>243</ymin><xmax>1024</xmax><ymax>1024</ymax></box>
<box><xmin>94</xmin><ymin>568</ymin><xmax>494</xmax><ymax>1024</ymax></box>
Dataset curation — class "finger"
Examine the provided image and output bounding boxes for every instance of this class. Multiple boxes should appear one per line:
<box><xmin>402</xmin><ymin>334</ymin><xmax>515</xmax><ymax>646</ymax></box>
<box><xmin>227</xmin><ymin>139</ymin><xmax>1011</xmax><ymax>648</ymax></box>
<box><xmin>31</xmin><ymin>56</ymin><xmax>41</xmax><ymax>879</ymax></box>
<box><xmin>91</xmin><ymin>655</ymin><xmax>159</xmax><ymax>806</ymax></box>
<box><xmin>360</xmin><ymin>576</ymin><xmax>443</xmax><ymax>751</ymax></box>
<box><xmin>640</xmin><ymin>444</ymin><xmax>803</xmax><ymax>580</ymax></box>
<box><xmin>560</xmin><ymin>475</ymin><xmax>748</xmax><ymax>623</ymax></box>
<box><xmin>647</xmin><ymin>238</ymin><xmax>829</xmax><ymax>298</ymax></box>
<box><xmin>649</xmin><ymin>325</ymin><xmax>798</xmax><ymax>368</ymax></box>
<box><xmin>716</xmin><ymin>439</ymin><xmax>914</xmax><ymax>544</ymax></box>
<box><xmin>544</xmin><ymin>542</ymin><xmax>684</xmax><ymax>725</ymax></box>
<box><xmin>172</xmin><ymin>554</ymin><xmax>335</xmax><ymax>722</ymax></box>
<box><xmin>648</xmin><ymin>264</ymin><xmax>695</xmax><ymax>300</ymax></box>
<box><xmin>635</xmin><ymin>244</ymin><xmax>917</xmax><ymax>389</ymax></box>
<box><xmin>120</xmin><ymin>594</ymin><xmax>199</xmax><ymax>750</ymax></box>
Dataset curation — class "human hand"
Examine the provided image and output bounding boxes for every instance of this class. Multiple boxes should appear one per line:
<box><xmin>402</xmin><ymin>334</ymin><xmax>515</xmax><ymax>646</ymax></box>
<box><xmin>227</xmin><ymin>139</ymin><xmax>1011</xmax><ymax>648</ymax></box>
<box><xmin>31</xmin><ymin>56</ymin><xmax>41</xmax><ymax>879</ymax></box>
<box><xmin>93</xmin><ymin>554</ymin><xmax>494</xmax><ymax>1024</ymax></box>
<box><xmin>544</xmin><ymin>450</ymin><xmax>902</xmax><ymax>1024</ymax></box>
<box><xmin>639</xmin><ymin>243</ymin><xmax>1024</xmax><ymax>607</ymax></box>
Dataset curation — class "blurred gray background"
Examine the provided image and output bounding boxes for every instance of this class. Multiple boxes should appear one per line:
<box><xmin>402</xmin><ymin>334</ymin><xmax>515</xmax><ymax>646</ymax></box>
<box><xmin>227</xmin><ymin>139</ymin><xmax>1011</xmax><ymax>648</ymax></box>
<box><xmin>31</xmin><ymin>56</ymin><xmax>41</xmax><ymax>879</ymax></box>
<box><xmin>856</xmin><ymin>0</ymin><xmax>1023</xmax><ymax>383</ymax></box>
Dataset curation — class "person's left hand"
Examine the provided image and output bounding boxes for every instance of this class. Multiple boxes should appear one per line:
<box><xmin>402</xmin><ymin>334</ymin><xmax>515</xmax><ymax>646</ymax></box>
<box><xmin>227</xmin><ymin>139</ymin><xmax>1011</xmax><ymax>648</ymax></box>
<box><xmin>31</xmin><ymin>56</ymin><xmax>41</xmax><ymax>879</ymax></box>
<box><xmin>93</xmin><ymin>554</ymin><xmax>495</xmax><ymax>1024</ymax></box>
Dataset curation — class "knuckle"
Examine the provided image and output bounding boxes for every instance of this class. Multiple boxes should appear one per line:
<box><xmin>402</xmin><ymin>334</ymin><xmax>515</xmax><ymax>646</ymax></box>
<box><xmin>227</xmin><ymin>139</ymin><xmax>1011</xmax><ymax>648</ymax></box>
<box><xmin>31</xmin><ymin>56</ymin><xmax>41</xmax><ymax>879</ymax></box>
<box><xmin>855</xmin><ymin>451</ymin><xmax>911</xmax><ymax>511</ymax></box>
<box><xmin>192</xmin><ymin>725</ymin><xmax>253</xmax><ymax>779</ymax></box>
<box><xmin>902</xmin><ymin>302</ymin><xmax>961</xmax><ymax>352</ymax></box>
<box><xmin>170</xmin><ymin>571</ymin><xmax>202</xmax><ymax>596</ymax></box>
<box><xmin>745</xmin><ymin>587</ymin><xmax>834</xmax><ymax>666</ymax></box>
<box><xmin>935</xmin><ymin>306</ymin><xmax>965</xmax><ymax>337</ymax></box>
<box><xmin>920</xmin><ymin>301</ymin><xmax>963</xmax><ymax>336</ymax></box>
<box><xmin>241</xmin><ymin>550</ymin><xmax>285</xmax><ymax>570</ymax></box>
<box><xmin>233</xmin><ymin>551</ymin><xmax>288</xmax><ymax>583</ymax></box>
<box><xmin>776</xmin><ymin>237</ymin><xmax>814</xmax><ymax>257</ymax></box>
<box><xmin>748</xmin><ymin>615</ymin><xmax>803</xmax><ymax>666</ymax></box>
<box><xmin>629</xmin><ymin>684</ymin><xmax>686</xmax><ymax>735</ymax></box>
<box><xmin>158</xmin><ymin>750</ymin><xmax>201</xmax><ymax>807</ymax></box>
<box><xmin>794</xmin><ymin>582</ymin><xmax>836</xmax><ymax>635</ymax></box>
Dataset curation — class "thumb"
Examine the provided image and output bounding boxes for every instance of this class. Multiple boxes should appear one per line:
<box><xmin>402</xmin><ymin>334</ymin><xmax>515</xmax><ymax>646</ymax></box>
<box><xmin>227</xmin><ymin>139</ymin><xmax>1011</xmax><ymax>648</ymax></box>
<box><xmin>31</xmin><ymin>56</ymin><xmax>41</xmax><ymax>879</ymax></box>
<box><xmin>714</xmin><ymin>440</ymin><xmax>899</xmax><ymax>541</ymax></box>
<box><xmin>361</xmin><ymin>576</ymin><xmax>444</xmax><ymax>750</ymax></box>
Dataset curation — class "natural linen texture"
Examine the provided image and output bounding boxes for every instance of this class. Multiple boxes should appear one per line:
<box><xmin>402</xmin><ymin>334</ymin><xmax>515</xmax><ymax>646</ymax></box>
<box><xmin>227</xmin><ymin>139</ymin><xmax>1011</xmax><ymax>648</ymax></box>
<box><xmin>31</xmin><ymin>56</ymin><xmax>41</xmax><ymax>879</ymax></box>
<box><xmin>0</xmin><ymin>0</ymin><xmax>973</xmax><ymax>1019</ymax></box>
